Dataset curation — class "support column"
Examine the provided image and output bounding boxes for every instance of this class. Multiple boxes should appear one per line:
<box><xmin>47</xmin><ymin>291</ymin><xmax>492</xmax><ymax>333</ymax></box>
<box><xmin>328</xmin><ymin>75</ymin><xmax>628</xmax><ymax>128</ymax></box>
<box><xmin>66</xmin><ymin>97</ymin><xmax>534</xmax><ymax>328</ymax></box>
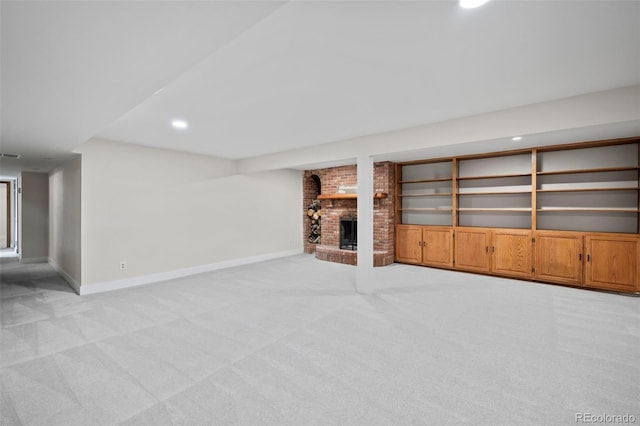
<box><xmin>357</xmin><ymin>155</ymin><xmax>374</xmax><ymax>294</ymax></box>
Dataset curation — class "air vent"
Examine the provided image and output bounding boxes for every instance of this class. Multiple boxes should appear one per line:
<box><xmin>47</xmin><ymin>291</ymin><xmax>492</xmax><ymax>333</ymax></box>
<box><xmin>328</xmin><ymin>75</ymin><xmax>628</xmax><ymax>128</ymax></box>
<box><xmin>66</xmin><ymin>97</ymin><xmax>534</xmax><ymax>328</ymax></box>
<box><xmin>0</xmin><ymin>153</ymin><xmax>21</xmax><ymax>159</ymax></box>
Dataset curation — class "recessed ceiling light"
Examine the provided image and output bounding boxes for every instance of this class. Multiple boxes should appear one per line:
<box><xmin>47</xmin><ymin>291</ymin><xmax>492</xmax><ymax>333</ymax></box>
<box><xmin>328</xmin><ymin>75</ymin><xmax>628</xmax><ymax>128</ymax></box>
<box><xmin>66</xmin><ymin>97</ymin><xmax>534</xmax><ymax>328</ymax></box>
<box><xmin>512</xmin><ymin>136</ymin><xmax>523</xmax><ymax>141</ymax></box>
<box><xmin>460</xmin><ymin>0</ymin><xmax>490</xmax><ymax>9</ymax></box>
<box><xmin>171</xmin><ymin>120</ymin><xmax>188</xmax><ymax>130</ymax></box>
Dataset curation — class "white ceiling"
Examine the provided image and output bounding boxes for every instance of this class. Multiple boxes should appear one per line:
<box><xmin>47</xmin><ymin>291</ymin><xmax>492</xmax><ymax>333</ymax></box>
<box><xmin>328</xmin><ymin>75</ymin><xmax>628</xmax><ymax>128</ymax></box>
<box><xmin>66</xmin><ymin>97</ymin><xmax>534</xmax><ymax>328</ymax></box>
<box><xmin>1</xmin><ymin>0</ymin><xmax>639</xmax><ymax>175</ymax></box>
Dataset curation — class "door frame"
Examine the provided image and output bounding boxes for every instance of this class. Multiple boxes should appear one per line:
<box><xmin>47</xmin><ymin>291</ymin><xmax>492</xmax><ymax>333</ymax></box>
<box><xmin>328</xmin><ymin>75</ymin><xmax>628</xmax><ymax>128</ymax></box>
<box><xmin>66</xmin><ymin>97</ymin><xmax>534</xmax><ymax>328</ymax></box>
<box><xmin>0</xmin><ymin>181</ymin><xmax>11</xmax><ymax>248</ymax></box>
<box><xmin>0</xmin><ymin>176</ymin><xmax>19</xmax><ymax>253</ymax></box>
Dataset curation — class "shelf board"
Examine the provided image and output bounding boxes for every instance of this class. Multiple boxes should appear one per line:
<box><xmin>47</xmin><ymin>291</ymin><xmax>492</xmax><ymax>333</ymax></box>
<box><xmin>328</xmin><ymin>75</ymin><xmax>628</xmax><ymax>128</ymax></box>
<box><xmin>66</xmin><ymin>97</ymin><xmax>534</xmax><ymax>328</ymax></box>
<box><xmin>317</xmin><ymin>192</ymin><xmax>387</xmax><ymax>200</ymax></box>
<box><xmin>537</xmin><ymin>187</ymin><xmax>640</xmax><ymax>193</ymax></box>
<box><xmin>399</xmin><ymin>208</ymin><xmax>452</xmax><ymax>212</ymax></box>
<box><xmin>457</xmin><ymin>190</ymin><xmax>531</xmax><ymax>195</ymax></box>
<box><xmin>457</xmin><ymin>208</ymin><xmax>531</xmax><ymax>212</ymax></box>
<box><xmin>456</xmin><ymin>173</ymin><xmax>532</xmax><ymax>181</ymax></box>
<box><xmin>398</xmin><ymin>177</ymin><xmax>452</xmax><ymax>184</ymax></box>
<box><xmin>398</xmin><ymin>193</ymin><xmax>453</xmax><ymax>197</ymax></box>
<box><xmin>536</xmin><ymin>165</ymin><xmax>640</xmax><ymax>176</ymax></box>
<box><xmin>537</xmin><ymin>207</ymin><xmax>640</xmax><ymax>212</ymax></box>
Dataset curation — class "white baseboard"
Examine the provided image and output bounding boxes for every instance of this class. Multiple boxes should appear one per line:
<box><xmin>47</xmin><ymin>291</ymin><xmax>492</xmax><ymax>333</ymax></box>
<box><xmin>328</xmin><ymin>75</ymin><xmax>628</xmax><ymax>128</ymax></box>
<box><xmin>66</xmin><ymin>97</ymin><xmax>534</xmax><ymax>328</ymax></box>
<box><xmin>20</xmin><ymin>256</ymin><xmax>49</xmax><ymax>264</ymax></box>
<box><xmin>79</xmin><ymin>248</ymin><xmax>303</xmax><ymax>296</ymax></box>
<box><xmin>48</xmin><ymin>258</ymin><xmax>81</xmax><ymax>295</ymax></box>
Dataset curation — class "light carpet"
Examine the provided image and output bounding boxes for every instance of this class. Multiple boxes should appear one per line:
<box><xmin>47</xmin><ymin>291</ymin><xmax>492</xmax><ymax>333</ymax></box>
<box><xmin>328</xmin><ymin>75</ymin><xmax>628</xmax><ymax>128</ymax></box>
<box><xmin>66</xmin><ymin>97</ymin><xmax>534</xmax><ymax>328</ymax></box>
<box><xmin>1</xmin><ymin>255</ymin><xmax>638</xmax><ymax>425</ymax></box>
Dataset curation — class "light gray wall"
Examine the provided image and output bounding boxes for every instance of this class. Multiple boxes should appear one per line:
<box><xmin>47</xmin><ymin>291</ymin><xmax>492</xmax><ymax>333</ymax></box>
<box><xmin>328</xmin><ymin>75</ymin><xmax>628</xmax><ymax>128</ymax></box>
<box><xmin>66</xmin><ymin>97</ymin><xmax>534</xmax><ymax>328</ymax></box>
<box><xmin>20</xmin><ymin>172</ymin><xmax>49</xmax><ymax>261</ymax></box>
<box><xmin>49</xmin><ymin>155</ymin><xmax>82</xmax><ymax>287</ymax></box>
<box><xmin>77</xmin><ymin>139</ymin><xmax>302</xmax><ymax>287</ymax></box>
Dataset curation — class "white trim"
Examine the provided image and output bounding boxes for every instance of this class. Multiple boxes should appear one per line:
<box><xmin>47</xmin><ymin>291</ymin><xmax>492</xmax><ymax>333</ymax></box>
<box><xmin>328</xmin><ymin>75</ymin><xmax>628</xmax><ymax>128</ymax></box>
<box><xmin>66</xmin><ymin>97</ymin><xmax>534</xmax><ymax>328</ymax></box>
<box><xmin>48</xmin><ymin>258</ymin><xmax>81</xmax><ymax>295</ymax></box>
<box><xmin>20</xmin><ymin>256</ymin><xmax>49</xmax><ymax>264</ymax></box>
<box><xmin>78</xmin><ymin>249</ymin><xmax>303</xmax><ymax>295</ymax></box>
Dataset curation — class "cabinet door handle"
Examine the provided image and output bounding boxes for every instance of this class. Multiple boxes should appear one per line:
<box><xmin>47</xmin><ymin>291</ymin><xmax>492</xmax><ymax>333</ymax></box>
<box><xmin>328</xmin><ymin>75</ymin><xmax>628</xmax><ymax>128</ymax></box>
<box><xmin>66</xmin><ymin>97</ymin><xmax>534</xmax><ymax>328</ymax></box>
<box><xmin>587</xmin><ymin>254</ymin><xmax>590</xmax><ymax>262</ymax></box>
<box><xmin>579</xmin><ymin>253</ymin><xmax>582</xmax><ymax>261</ymax></box>
<box><xmin>485</xmin><ymin>246</ymin><xmax>488</xmax><ymax>252</ymax></box>
<box><xmin>492</xmin><ymin>246</ymin><xmax>495</xmax><ymax>253</ymax></box>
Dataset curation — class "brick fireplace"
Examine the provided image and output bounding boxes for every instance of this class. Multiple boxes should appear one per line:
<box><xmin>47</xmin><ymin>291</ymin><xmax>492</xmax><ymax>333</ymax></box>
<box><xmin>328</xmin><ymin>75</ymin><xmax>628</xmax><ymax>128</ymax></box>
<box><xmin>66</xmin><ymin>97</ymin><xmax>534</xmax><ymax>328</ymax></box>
<box><xmin>303</xmin><ymin>162</ymin><xmax>395</xmax><ymax>266</ymax></box>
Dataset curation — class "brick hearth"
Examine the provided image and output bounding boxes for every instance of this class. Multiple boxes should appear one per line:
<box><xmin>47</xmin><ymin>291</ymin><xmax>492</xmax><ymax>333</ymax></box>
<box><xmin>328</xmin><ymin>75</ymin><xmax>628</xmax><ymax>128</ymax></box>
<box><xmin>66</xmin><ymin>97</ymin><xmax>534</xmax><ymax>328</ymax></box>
<box><xmin>303</xmin><ymin>162</ymin><xmax>394</xmax><ymax>266</ymax></box>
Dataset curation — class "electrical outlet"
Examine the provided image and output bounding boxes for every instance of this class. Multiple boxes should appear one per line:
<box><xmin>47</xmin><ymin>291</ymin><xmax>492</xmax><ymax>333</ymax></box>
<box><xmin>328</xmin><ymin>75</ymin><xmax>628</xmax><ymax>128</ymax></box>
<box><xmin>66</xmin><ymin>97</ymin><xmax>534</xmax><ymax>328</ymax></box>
<box><xmin>119</xmin><ymin>261</ymin><xmax>127</xmax><ymax>270</ymax></box>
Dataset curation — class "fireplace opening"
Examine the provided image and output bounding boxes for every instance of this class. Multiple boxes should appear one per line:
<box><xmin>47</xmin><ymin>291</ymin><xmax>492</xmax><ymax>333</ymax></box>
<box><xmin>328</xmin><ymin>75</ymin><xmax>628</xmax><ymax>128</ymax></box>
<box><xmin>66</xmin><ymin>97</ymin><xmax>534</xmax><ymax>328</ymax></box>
<box><xmin>340</xmin><ymin>218</ymin><xmax>357</xmax><ymax>251</ymax></box>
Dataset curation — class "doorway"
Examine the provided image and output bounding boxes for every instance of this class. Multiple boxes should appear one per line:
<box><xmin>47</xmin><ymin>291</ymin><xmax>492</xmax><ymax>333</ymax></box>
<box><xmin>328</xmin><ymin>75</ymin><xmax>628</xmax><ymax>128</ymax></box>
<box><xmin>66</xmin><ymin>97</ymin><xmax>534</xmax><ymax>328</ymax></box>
<box><xmin>0</xmin><ymin>181</ymin><xmax>10</xmax><ymax>248</ymax></box>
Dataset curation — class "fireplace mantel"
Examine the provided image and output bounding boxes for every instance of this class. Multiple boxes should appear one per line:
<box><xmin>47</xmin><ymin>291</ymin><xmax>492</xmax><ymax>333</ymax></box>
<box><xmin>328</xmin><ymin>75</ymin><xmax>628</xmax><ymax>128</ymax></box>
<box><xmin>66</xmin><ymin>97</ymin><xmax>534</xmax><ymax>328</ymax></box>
<box><xmin>317</xmin><ymin>192</ymin><xmax>387</xmax><ymax>200</ymax></box>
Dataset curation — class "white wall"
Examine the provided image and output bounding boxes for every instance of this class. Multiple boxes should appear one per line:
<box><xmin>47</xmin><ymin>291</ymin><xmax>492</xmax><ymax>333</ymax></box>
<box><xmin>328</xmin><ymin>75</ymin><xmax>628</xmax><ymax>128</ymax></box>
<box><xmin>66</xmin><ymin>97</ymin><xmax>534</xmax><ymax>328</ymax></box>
<box><xmin>77</xmin><ymin>139</ymin><xmax>302</xmax><ymax>287</ymax></box>
<box><xmin>19</xmin><ymin>172</ymin><xmax>49</xmax><ymax>261</ymax></box>
<box><xmin>239</xmin><ymin>85</ymin><xmax>640</xmax><ymax>172</ymax></box>
<box><xmin>49</xmin><ymin>155</ymin><xmax>82</xmax><ymax>288</ymax></box>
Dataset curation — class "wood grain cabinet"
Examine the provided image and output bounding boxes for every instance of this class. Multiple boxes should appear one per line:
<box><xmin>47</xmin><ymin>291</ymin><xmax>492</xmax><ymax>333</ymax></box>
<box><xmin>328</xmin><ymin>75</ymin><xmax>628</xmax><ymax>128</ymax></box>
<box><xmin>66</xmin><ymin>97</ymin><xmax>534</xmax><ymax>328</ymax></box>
<box><xmin>491</xmin><ymin>229</ymin><xmax>532</xmax><ymax>279</ymax></box>
<box><xmin>395</xmin><ymin>225</ymin><xmax>423</xmax><ymax>264</ymax></box>
<box><xmin>423</xmin><ymin>227</ymin><xmax>454</xmax><ymax>268</ymax></box>
<box><xmin>454</xmin><ymin>228</ymin><xmax>491</xmax><ymax>273</ymax></box>
<box><xmin>454</xmin><ymin>227</ymin><xmax>532</xmax><ymax>278</ymax></box>
<box><xmin>395</xmin><ymin>225</ymin><xmax>453</xmax><ymax>268</ymax></box>
<box><xmin>533</xmin><ymin>231</ymin><xmax>640</xmax><ymax>291</ymax></box>
<box><xmin>585</xmin><ymin>234</ymin><xmax>640</xmax><ymax>292</ymax></box>
<box><xmin>534</xmin><ymin>231</ymin><xmax>583</xmax><ymax>285</ymax></box>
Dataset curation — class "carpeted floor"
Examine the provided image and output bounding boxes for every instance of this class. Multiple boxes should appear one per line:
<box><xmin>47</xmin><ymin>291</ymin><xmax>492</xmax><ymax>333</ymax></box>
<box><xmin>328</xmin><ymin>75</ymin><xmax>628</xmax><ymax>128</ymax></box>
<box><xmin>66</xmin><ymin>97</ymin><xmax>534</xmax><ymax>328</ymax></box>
<box><xmin>1</xmin><ymin>254</ymin><xmax>638</xmax><ymax>425</ymax></box>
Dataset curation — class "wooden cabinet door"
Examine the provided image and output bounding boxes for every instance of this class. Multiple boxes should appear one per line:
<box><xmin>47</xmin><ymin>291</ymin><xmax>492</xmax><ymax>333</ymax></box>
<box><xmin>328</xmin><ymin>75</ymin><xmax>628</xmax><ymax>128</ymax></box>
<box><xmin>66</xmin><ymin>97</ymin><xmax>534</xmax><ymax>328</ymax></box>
<box><xmin>395</xmin><ymin>225</ymin><xmax>423</xmax><ymax>264</ymax></box>
<box><xmin>585</xmin><ymin>234</ymin><xmax>640</xmax><ymax>292</ymax></box>
<box><xmin>423</xmin><ymin>227</ymin><xmax>454</xmax><ymax>268</ymax></box>
<box><xmin>534</xmin><ymin>231</ymin><xmax>583</xmax><ymax>285</ymax></box>
<box><xmin>491</xmin><ymin>229</ymin><xmax>532</xmax><ymax>279</ymax></box>
<box><xmin>454</xmin><ymin>228</ymin><xmax>491</xmax><ymax>273</ymax></box>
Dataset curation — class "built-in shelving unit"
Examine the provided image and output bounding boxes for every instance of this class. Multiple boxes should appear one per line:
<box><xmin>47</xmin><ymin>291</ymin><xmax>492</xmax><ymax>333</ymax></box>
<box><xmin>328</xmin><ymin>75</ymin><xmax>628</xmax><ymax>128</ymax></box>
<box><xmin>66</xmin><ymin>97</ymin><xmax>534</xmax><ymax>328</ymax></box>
<box><xmin>535</xmin><ymin>142</ymin><xmax>639</xmax><ymax>234</ymax></box>
<box><xmin>396</xmin><ymin>160</ymin><xmax>454</xmax><ymax>226</ymax></box>
<box><xmin>456</xmin><ymin>152</ymin><xmax>532</xmax><ymax>229</ymax></box>
<box><xmin>394</xmin><ymin>137</ymin><xmax>640</xmax><ymax>293</ymax></box>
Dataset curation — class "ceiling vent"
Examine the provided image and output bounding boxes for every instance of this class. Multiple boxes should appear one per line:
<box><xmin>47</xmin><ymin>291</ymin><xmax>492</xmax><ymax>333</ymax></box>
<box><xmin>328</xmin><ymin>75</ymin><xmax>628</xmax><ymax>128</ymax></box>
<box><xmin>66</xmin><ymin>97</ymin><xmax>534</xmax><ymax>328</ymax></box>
<box><xmin>0</xmin><ymin>153</ymin><xmax>21</xmax><ymax>159</ymax></box>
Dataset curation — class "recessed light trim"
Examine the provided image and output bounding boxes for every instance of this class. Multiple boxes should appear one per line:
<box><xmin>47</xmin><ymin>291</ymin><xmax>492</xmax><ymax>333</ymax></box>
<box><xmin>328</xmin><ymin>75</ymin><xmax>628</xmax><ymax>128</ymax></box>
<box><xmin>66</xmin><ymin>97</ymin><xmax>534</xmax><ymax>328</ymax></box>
<box><xmin>459</xmin><ymin>0</ymin><xmax>490</xmax><ymax>9</ymax></box>
<box><xmin>171</xmin><ymin>120</ymin><xmax>189</xmax><ymax>130</ymax></box>
<box><xmin>512</xmin><ymin>136</ymin><xmax>523</xmax><ymax>141</ymax></box>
